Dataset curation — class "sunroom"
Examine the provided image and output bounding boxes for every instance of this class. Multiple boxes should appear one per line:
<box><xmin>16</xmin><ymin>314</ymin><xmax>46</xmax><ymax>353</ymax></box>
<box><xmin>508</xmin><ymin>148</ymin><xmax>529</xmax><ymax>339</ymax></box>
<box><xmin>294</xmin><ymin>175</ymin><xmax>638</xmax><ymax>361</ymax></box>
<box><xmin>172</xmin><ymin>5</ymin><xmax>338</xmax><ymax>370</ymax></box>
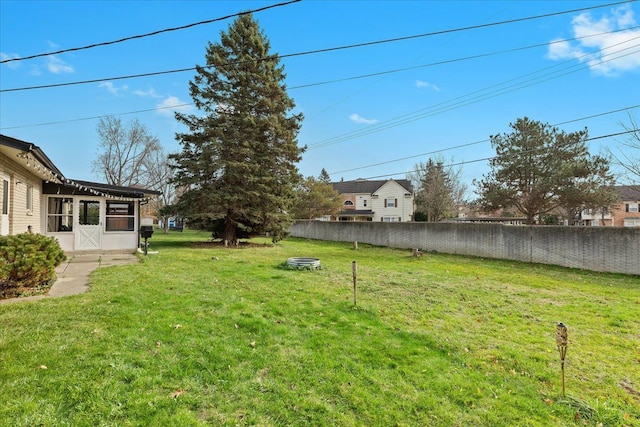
<box><xmin>42</xmin><ymin>180</ymin><xmax>159</xmax><ymax>253</ymax></box>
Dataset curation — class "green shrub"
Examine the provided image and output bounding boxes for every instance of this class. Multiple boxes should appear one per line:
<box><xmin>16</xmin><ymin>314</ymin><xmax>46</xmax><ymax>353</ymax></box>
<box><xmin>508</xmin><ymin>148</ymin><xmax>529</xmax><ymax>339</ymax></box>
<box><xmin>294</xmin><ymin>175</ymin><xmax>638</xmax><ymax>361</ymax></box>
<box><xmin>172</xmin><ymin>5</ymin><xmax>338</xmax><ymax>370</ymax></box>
<box><xmin>0</xmin><ymin>233</ymin><xmax>66</xmax><ymax>297</ymax></box>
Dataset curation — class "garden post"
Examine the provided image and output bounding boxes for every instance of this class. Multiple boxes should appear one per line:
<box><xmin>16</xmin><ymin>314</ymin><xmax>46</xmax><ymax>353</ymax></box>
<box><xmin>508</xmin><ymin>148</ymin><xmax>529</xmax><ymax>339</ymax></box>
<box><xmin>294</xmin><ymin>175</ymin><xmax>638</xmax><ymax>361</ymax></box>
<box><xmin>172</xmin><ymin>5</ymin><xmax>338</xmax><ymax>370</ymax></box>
<box><xmin>555</xmin><ymin>322</ymin><xmax>568</xmax><ymax>396</ymax></box>
<box><xmin>352</xmin><ymin>260</ymin><xmax>357</xmax><ymax>306</ymax></box>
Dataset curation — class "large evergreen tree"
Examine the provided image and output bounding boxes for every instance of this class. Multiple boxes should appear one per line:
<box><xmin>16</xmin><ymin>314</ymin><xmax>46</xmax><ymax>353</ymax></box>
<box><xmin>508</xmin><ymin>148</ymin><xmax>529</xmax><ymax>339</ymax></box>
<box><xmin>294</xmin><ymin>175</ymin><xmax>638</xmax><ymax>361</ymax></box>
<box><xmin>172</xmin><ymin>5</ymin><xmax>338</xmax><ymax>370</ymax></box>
<box><xmin>170</xmin><ymin>14</ymin><xmax>304</xmax><ymax>244</ymax></box>
<box><xmin>476</xmin><ymin>117</ymin><xmax>615</xmax><ymax>225</ymax></box>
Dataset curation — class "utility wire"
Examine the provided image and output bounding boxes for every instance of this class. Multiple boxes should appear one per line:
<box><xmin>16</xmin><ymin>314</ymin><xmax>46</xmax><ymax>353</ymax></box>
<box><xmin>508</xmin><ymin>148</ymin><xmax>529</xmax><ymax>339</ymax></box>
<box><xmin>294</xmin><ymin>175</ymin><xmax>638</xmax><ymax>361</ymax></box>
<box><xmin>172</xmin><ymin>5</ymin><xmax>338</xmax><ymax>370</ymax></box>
<box><xmin>2</xmin><ymin>26</ymin><xmax>636</xmax><ymax>130</ymax></box>
<box><xmin>309</xmin><ymin>43</ymin><xmax>640</xmax><ymax>148</ymax></box>
<box><xmin>290</xmin><ymin>25</ymin><xmax>640</xmax><ymax>90</ymax></box>
<box><xmin>309</xmin><ymin>36</ymin><xmax>640</xmax><ymax>149</ymax></box>
<box><xmin>355</xmin><ymin>130</ymin><xmax>639</xmax><ymax>181</ymax></box>
<box><xmin>328</xmin><ymin>105</ymin><xmax>640</xmax><ymax>176</ymax></box>
<box><xmin>269</xmin><ymin>1</ymin><xmax>634</xmax><ymax>58</ymax></box>
<box><xmin>1</xmin><ymin>0</ymin><xmax>632</xmax><ymax>93</ymax></box>
<box><xmin>0</xmin><ymin>0</ymin><xmax>302</xmax><ymax>64</ymax></box>
<box><xmin>0</xmin><ymin>104</ymin><xmax>193</xmax><ymax>130</ymax></box>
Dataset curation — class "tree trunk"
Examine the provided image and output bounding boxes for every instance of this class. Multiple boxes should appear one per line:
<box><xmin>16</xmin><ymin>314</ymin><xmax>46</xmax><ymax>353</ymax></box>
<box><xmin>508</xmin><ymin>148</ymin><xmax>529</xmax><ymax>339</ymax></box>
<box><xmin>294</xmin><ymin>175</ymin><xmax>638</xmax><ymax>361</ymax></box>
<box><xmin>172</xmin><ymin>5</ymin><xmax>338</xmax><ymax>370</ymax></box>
<box><xmin>223</xmin><ymin>218</ymin><xmax>237</xmax><ymax>247</ymax></box>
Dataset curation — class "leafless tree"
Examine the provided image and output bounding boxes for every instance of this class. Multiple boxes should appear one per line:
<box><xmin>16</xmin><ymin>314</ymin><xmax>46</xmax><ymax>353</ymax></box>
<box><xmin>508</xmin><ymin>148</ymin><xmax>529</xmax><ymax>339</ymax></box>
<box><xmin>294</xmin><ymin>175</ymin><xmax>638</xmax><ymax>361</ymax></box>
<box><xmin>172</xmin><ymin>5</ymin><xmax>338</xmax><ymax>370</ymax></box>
<box><xmin>610</xmin><ymin>113</ymin><xmax>640</xmax><ymax>184</ymax></box>
<box><xmin>143</xmin><ymin>147</ymin><xmax>176</xmax><ymax>232</ymax></box>
<box><xmin>92</xmin><ymin>116</ymin><xmax>161</xmax><ymax>187</ymax></box>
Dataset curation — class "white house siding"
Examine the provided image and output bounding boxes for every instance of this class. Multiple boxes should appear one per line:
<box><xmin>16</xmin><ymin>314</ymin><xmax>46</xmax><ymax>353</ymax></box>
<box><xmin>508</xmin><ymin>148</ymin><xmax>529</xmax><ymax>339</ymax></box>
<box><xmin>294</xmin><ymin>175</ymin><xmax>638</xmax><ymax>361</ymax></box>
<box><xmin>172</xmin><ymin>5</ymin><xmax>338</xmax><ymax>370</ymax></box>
<box><xmin>0</xmin><ymin>151</ymin><xmax>43</xmax><ymax>235</ymax></box>
<box><xmin>371</xmin><ymin>181</ymin><xmax>413</xmax><ymax>222</ymax></box>
<box><xmin>353</xmin><ymin>193</ymin><xmax>370</xmax><ymax>210</ymax></box>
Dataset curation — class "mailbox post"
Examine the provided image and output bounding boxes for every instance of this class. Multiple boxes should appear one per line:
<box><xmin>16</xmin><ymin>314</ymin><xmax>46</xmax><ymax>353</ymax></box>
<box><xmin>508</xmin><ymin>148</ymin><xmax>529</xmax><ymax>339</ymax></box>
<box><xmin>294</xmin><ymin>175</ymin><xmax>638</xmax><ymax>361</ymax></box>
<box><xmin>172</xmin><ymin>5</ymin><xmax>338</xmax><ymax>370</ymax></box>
<box><xmin>140</xmin><ymin>225</ymin><xmax>154</xmax><ymax>255</ymax></box>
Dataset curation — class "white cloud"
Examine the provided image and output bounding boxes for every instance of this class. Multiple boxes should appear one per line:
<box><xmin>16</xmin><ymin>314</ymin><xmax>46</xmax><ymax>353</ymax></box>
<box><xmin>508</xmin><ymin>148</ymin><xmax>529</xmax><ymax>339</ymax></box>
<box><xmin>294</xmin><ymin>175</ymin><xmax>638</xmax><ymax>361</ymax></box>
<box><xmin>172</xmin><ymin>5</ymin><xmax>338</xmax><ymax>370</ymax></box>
<box><xmin>133</xmin><ymin>88</ymin><xmax>161</xmax><ymax>98</ymax></box>
<box><xmin>156</xmin><ymin>96</ymin><xmax>192</xmax><ymax>117</ymax></box>
<box><xmin>416</xmin><ymin>80</ymin><xmax>440</xmax><ymax>91</ymax></box>
<box><xmin>0</xmin><ymin>52</ymin><xmax>21</xmax><ymax>69</ymax></box>
<box><xmin>547</xmin><ymin>4</ymin><xmax>640</xmax><ymax>76</ymax></box>
<box><xmin>349</xmin><ymin>113</ymin><xmax>378</xmax><ymax>124</ymax></box>
<box><xmin>46</xmin><ymin>55</ymin><xmax>74</xmax><ymax>74</ymax></box>
<box><xmin>98</xmin><ymin>81</ymin><xmax>128</xmax><ymax>96</ymax></box>
<box><xmin>547</xmin><ymin>39</ymin><xmax>584</xmax><ymax>60</ymax></box>
<box><xmin>29</xmin><ymin>65</ymin><xmax>43</xmax><ymax>76</ymax></box>
<box><xmin>47</xmin><ymin>40</ymin><xmax>60</xmax><ymax>49</ymax></box>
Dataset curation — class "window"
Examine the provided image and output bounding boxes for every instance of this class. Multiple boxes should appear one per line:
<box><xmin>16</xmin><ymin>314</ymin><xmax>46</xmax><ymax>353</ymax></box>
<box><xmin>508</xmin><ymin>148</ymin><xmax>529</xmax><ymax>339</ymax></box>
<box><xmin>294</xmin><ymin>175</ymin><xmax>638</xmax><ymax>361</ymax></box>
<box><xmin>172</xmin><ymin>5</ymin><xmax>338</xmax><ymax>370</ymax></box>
<box><xmin>629</xmin><ymin>203</ymin><xmax>638</xmax><ymax>213</ymax></box>
<box><xmin>344</xmin><ymin>200</ymin><xmax>354</xmax><ymax>206</ymax></box>
<box><xmin>47</xmin><ymin>197</ymin><xmax>73</xmax><ymax>232</ymax></box>
<box><xmin>106</xmin><ymin>201</ymin><xmax>134</xmax><ymax>231</ymax></box>
<box><xmin>381</xmin><ymin>216</ymin><xmax>400</xmax><ymax>222</ymax></box>
<box><xmin>385</xmin><ymin>198</ymin><xmax>397</xmax><ymax>208</ymax></box>
<box><xmin>79</xmin><ymin>200</ymin><xmax>100</xmax><ymax>225</ymax></box>
<box><xmin>363</xmin><ymin>199</ymin><xmax>367</xmax><ymax>207</ymax></box>
<box><xmin>26</xmin><ymin>184</ymin><xmax>33</xmax><ymax>211</ymax></box>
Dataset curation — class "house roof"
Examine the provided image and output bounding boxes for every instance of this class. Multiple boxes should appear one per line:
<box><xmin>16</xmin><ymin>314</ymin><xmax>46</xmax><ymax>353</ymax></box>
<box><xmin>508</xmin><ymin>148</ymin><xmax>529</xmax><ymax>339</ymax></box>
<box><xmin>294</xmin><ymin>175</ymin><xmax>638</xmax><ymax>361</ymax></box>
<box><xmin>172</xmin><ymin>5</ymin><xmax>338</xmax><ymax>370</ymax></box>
<box><xmin>615</xmin><ymin>185</ymin><xmax>640</xmax><ymax>201</ymax></box>
<box><xmin>43</xmin><ymin>179</ymin><xmax>161</xmax><ymax>199</ymax></box>
<box><xmin>0</xmin><ymin>134</ymin><xmax>65</xmax><ymax>180</ymax></box>
<box><xmin>1</xmin><ymin>134</ymin><xmax>160</xmax><ymax>199</ymax></box>
<box><xmin>332</xmin><ymin>179</ymin><xmax>413</xmax><ymax>195</ymax></box>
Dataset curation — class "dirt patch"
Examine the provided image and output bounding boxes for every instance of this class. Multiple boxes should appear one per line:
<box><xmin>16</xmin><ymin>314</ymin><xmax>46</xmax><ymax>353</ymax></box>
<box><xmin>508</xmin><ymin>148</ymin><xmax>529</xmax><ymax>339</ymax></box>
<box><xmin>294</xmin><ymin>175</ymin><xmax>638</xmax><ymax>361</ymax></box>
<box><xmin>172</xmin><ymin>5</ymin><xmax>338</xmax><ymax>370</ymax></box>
<box><xmin>0</xmin><ymin>283</ymin><xmax>52</xmax><ymax>300</ymax></box>
<box><xmin>620</xmin><ymin>380</ymin><xmax>640</xmax><ymax>399</ymax></box>
<box><xmin>191</xmin><ymin>240</ymin><xmax>274</xmax><ymax>249</ymax></box>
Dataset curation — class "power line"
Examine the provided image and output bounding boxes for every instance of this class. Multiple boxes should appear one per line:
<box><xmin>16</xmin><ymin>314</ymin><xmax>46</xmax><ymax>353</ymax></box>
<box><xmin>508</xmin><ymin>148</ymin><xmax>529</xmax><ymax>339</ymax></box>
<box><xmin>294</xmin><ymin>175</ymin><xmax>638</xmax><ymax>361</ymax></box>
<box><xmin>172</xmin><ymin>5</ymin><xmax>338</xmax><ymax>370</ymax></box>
<box><xmin>1</xmin><ymin>0</ymin><xmax>632</xmax><ymax>93</ymax></box>
<box><xmin>328</xmin><ymin>105</ymin><xmax>640</xmax><ymax>176</ymax></box>
<box><xmin>0</xmin><ymin>0</ymin><xmax>302</xmax><ymax>64</ymax></box>
<box><xmin>290</xmin><ymin>25</ymin><xmax>640</xmax><ymax>91</ymax></box>
<box><xmin>275</xmin><ymin>1</ymin><xmax>634</xmax><ymax>58</ymax></box>
<box><xmin>354</xmin><ymin>130</ymin><xmax>639</xmax><ymax>181</ymax></box>
<box><xmin>0</xmin><ymin>104</ymin><xmax>193</xmax><ymax>130</ymax></box>
<box><xmin>309</xmin><ymin>36</ymin><xmax>640</xmax><ymax>149</ymax></box>
<box><xmin>309</xmin><ymin>43</ymin><xmax>640</xmax><ymax>148</ymax></box>
<box><xmin>2</xmin><ymin>28</ymin><xmax>637</xmax><ymax>131</ymax></box>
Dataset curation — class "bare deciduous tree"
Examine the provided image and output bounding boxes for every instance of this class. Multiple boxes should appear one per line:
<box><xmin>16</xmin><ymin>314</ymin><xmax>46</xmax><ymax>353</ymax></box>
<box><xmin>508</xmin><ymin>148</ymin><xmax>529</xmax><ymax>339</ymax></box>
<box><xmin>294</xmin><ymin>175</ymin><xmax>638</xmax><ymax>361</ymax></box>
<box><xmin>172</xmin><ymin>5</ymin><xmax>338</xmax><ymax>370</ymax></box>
<box><xmin>610</xmin><ymin>113</ymin><xmax>640</xmax><ymax>184</ymax></box>
<box><xmin>143</xmin><ymin>147</ymin><xmax>176</xmax><ymax>233</ymax></box>
<box><xmin>92</xmin><ymin>116</ymin><xmax>161</xmax><ymax>187</ymax></box>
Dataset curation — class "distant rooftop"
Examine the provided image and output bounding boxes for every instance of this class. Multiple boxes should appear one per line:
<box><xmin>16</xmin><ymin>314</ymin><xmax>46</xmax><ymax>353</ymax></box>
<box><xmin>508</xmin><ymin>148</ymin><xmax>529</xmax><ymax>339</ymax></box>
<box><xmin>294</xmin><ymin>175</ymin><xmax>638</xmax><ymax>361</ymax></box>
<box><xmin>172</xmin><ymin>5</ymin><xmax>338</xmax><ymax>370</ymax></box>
<box><xmin>332</xmin><ymin>179</ymin><xmax>413</xmax><ymax>195</ymax></box>
<box><xmin>615</xmin><ymin>185</ymin><xmax>640</xmax><ymax>201</ymax></box>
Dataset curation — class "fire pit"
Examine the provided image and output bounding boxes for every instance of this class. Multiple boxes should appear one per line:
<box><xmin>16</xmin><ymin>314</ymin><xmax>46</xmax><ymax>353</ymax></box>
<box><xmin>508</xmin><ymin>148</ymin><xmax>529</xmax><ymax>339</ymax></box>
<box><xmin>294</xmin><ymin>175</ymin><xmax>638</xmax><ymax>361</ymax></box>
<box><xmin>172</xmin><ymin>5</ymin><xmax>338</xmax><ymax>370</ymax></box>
<box><xmin>286</xmin><ymin>257</ymin><xmax>321</xmax><ymax>269</ymax></box>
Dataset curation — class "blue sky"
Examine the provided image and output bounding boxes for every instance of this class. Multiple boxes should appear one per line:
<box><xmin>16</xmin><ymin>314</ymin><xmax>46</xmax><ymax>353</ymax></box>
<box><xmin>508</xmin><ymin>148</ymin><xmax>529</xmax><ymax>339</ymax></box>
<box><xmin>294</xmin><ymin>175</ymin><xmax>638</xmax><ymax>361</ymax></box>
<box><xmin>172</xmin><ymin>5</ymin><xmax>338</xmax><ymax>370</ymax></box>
<box><xmin>1</xmin><ymin>0</ymin><xmax>639</xmax><ymax>195</ymax></box>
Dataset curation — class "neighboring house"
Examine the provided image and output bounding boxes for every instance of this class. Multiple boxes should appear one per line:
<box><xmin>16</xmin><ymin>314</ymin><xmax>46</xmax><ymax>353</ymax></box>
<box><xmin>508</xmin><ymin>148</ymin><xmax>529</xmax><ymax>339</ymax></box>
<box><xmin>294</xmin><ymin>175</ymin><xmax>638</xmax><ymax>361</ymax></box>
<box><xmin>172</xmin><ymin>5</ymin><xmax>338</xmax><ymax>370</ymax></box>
<box><xmin>0</xmin><ymin>134</ymin><xmax>160</xmax><ymax>252</ymax></box>
<box><xmin>451</xmin><ymin>204</ymin><xmax>526</xmax><ymax>224</ymax></box>
<box><xmin>575</xmin><ymin>207</ymin><xmax>614</xmax><ymax>227</ymax></box>
<box><xmin>611</xmin><ymin>185</ymin><xmax>640</xmax><ymax>227</ymax></box>
<box><xmin>572</xmin><ymin>185</ymin><xmax>640</xmax><ymax>227</ymax></box>
<box><xmin>331</xmin><ymin>179</ymin><xmax>414</xmax><ymax>222</ymax></box>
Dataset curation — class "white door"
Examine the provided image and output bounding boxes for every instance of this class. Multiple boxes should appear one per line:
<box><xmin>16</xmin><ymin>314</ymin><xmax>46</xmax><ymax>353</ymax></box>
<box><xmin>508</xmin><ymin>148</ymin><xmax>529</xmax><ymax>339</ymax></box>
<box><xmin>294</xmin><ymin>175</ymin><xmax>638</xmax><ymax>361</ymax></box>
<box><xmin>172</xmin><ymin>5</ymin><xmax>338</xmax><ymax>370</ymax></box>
<box><xmin>1</xmin><ymin>173</ymin><xmax>9</xmax><ymax>236</ymax></box>
<box><xmin>76</xmin><ymin>200</ymin><xmax>102</xmax><ymax>250</ymax></box>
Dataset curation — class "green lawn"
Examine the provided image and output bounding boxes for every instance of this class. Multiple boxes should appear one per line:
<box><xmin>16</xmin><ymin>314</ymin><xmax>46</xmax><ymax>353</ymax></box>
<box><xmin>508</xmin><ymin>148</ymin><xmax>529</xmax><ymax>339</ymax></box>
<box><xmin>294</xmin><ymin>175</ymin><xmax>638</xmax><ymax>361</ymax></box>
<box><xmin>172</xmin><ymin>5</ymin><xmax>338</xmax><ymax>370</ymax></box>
<box><xmin>1</xmin><ymin>230</ymin><xmax>639</xmax><ymax>426</ymax></box>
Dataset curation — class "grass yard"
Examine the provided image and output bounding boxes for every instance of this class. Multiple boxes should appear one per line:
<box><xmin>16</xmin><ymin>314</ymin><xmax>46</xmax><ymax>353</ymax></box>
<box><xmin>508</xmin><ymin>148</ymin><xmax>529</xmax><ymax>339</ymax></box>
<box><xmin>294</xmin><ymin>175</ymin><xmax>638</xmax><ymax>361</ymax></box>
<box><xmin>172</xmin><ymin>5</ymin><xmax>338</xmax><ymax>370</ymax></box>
<box><xmin>1</xmin><ymin>229</ymin><xmax>639</xmax><ymax>426</ymax></box>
